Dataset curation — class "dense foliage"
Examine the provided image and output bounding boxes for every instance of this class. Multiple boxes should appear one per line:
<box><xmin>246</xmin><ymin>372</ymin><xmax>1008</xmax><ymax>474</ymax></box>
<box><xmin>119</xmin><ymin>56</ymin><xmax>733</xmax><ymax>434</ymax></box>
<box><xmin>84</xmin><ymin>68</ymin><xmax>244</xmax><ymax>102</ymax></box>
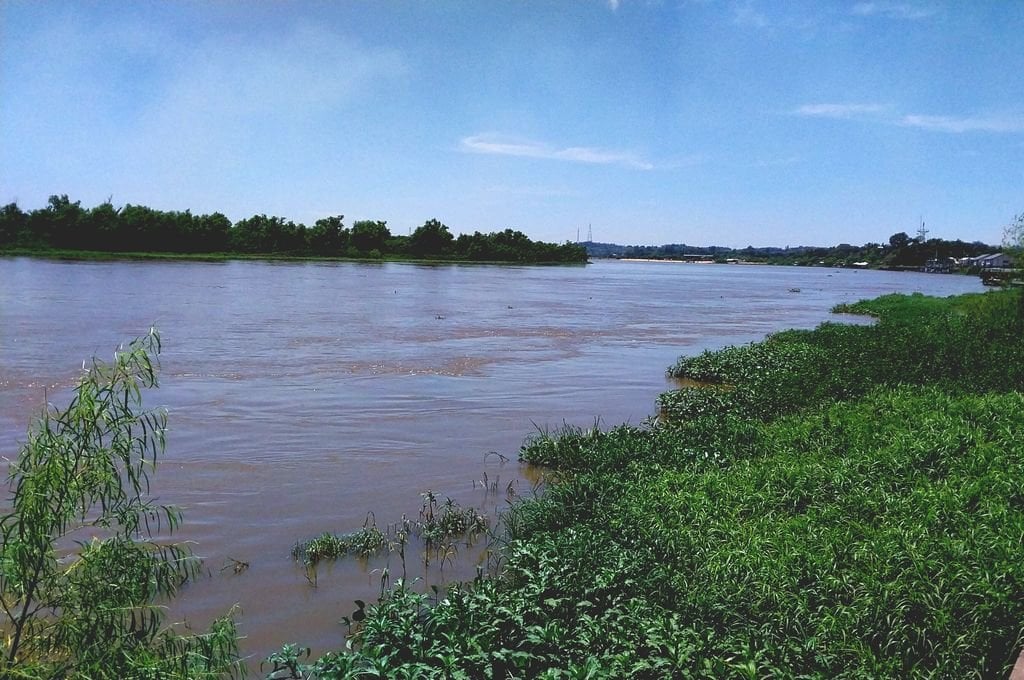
<box><xmin>0</xmin><ymin>195</ymin><xmax>587</xmax><ymax>263</ymax></box>
<box><xmin>276</xmin><ymin>288</ymin><xmax>1024</xmax><ymax>678</ymax></box>
<box><xmin>660</xmin><ymin>291</ymin><xmax>1024</xmax><ymax>422</ymax></box>
<box><xmin>0</xmin><ymin>331</ymin><xmax>242</xmax><ymax>679</ymax></box>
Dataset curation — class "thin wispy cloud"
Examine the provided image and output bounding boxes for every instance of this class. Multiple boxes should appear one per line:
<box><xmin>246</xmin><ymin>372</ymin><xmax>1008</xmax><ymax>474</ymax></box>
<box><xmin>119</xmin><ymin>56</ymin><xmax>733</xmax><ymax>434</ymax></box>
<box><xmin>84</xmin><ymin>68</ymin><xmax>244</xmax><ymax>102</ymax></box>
<box><xmin>461</xmin><ymin>134</ymin><xmax>654</xmax><ymax>170</ymax></box>
<box><xmin>899</xmin><ymin>114</ymin><xmax>1024</xmax><ymax>134</ymax></box>
<box><xmin>795</xmin><ymin>102</ymin><xmax>1024</xmax><ymax>134</ymax></box>
<box><xmin>850</xmin><ymin>2</ymin><xmax>937</xmax><ymax>21</ymax></box>
<box><xmin>793</xmin><ymin>103</ymin><xmax>888</xmax><ymax>119</ymax></box>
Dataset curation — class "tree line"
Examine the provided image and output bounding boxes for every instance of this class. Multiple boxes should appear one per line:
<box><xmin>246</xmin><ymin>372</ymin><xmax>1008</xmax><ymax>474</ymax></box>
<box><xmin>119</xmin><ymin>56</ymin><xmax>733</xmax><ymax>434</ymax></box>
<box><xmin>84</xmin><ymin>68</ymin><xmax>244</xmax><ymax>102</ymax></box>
<box><xmin>0</xmin><ymin>195</ymin><xmax>588</xmax><ymax>264</ymax></box>
<box><xmin>585</xmin><ymin>231</ymin><xmax>1000</xmax><ymax>269</ymax></box>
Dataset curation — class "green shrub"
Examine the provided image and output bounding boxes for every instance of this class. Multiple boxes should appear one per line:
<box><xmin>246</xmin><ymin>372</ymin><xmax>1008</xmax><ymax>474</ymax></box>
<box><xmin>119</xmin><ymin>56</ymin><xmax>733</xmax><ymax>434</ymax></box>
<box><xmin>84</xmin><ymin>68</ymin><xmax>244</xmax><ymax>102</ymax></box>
<box><xmin>0</xmin><ymin>331</ymin><xmax>241</xmax><ymax>679</ymax></box>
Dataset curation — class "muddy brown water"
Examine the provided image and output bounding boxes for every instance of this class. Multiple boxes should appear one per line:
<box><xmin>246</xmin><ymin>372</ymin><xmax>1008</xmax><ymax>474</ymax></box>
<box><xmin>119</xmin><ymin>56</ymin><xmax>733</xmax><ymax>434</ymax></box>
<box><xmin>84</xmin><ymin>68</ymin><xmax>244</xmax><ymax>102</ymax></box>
<box><xmin>0</xmin><ymin>257</ymin><xmax>983</xmax><ymax>665</ymax></box>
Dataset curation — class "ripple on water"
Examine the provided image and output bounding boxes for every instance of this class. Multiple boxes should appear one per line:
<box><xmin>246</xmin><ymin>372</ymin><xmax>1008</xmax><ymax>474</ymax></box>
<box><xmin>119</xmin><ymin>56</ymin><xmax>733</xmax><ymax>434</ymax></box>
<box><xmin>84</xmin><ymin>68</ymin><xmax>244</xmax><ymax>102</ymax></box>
<box><xmin>0</xmin><ymin>259</ymin><xmax>985</xmax><ymax>665</ymax></box>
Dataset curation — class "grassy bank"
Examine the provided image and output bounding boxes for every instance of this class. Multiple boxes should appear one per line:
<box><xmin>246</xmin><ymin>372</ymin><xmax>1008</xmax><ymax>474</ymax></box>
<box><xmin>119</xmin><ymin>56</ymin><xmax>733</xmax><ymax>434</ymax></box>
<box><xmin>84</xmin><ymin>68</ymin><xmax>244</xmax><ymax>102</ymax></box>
<box><xmin>272</xmin><ymin>289</ymin><xmax>1024</xmax><ymax>679</ymax></box>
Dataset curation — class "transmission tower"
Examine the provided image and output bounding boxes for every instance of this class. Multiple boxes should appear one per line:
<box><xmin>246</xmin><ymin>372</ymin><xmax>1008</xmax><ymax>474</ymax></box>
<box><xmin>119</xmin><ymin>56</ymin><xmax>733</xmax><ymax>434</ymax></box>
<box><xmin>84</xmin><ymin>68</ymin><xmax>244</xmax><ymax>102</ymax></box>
<box><xmin>916</xmin><ymin>217</ymin><xmax>929</xmax><ymax>242</ymax></box>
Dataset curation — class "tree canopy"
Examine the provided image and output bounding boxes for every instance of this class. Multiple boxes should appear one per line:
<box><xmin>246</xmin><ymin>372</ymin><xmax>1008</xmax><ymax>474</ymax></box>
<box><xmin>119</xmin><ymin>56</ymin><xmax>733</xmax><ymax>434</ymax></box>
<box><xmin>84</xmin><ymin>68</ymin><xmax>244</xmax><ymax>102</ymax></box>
<box><xmin>0</xmin><ymin>195</ymin><xmax>588</xmax><ymax>264</ymax></box>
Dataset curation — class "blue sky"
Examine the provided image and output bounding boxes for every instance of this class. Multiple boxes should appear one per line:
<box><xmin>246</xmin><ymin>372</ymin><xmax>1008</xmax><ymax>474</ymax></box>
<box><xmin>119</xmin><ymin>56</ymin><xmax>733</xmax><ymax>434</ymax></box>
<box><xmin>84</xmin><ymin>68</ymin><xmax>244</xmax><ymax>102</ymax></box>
<box><xmin>2</xmin><ymin>1</ymin><xmax>1021</xmax><ymax>248</ymax></box>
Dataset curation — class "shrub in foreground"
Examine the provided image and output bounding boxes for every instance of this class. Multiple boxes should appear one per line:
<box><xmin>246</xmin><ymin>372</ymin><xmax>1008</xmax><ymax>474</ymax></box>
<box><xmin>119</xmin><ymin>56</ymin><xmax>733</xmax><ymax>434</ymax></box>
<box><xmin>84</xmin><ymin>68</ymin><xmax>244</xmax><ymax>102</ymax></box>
<box><xmin>0</xmin><ymin>331</ymin><xmax>241</xmax><ymax>679</ymax></box>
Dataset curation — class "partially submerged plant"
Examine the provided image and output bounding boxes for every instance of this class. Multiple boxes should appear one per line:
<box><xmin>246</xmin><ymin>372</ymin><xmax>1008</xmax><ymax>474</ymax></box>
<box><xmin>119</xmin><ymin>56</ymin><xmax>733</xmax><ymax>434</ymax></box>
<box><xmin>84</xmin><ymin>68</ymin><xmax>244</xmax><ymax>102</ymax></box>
<box><xmin>291</xmin><ymin>517</ymin><xmax>388</xmax><ymax>566</ymax></box>
<box><xmin>416</xmin><ymin>491</ymin><xmax>489</xmax><ymax>545</ymax></box>
<box><xmin>291</xmin><ymin>495</ymin><xmax>490</xmax><ymax>572</ymax></box>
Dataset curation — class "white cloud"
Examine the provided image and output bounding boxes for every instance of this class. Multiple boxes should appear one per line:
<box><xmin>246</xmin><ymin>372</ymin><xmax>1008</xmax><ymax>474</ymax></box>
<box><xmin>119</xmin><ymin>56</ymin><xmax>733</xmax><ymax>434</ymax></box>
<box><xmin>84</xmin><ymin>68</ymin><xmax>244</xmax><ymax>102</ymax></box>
<box><xmin>792</xmin><ymin>103</ymin><xmax>888</xmax><ymax>119</ymax></box>
<box><xmin>607</xmin><ymin>0</ymin><xmax>621</xmax><ymax>10</ymax></box>
<box><xmin>461</xmin><ymin>134</ymin><xmax>654</xmax><ymax>170</ymax></box>
<box><xmin>794</xmin><ymin>102</ymin><xmax>1024</xmax><ymax>135</ymax></box>
<box><xmin>850</xmin><ymin>2</ymin><xmax>937</xmax><ymax>21</ymax></box>
<box><xmin>899</xmin><ymin>114</ymin><xmax>1024</xmax><ymax>134</ymax></box>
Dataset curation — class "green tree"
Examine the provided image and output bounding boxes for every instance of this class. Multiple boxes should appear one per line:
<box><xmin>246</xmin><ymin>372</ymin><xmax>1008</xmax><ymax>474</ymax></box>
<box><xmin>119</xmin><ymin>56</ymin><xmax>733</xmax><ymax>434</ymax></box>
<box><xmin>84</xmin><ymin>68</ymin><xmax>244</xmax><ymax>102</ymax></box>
<box><xmin>308</xmin><ymin>215</ymin><xmax>347</xmax><ymax>256</ymax></box>
<box><xmin>350</xmin><ymin>220</ymin><xmax>390</xmax><ymax>254</ymax></box>
<box><xmin>120</xmin><ymin>203</ymin><xmax>165</xmax><ymax>252</ymax></box>
<box><xmin>34</xmin><ymin>194</ymin><xmax>86</xmax><ymax>249</ymax></box>
<box><xmin>231</xmin><ymin>214</ymin><xmax>306</xmax><ymax>253</ymax></box>
<box><xmin>0</xmin><ymin>330</ymin><xmax>241</xmax><ymax>678</ymax></box>
<box><xmin>0</xmin><ymin>202</ymin><xmax>28</xmax><ymax>247</ymax></box>
<box><xmin>83</xmin><ymin>200</ymin><xmax>122</xmax><ymax>251</ymax></box>
<box><xmin>193</xmin><ymin>212</ymin><xmax>233</xmax><ymax>253</ymax></box>
<box><xmin>408</xmin><ymin>218</ymin><xmax>454</xmax><ymax>258</ymax></box>
<box><xmin>888</xmin><ymin>231</ymin><xmax>911</xmax><ymax>250</ymax></box>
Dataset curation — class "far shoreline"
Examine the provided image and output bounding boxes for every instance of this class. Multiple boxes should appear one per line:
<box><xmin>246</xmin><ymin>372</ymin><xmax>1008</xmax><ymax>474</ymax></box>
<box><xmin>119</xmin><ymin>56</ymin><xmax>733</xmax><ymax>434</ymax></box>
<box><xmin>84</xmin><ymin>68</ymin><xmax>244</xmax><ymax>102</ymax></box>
<box><xmin>0</xmin><ymin>248</ymin><xmax>589</xmax><ymax>267</ymax></box>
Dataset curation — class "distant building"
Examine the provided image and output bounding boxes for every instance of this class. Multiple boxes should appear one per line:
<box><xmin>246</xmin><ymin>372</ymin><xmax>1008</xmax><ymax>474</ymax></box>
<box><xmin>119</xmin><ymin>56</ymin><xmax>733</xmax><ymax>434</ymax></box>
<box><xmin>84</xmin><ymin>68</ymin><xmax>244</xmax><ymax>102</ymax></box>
<box><xmin>965</xmin><ymin>253</ymin><xmax>1014</xmax><ymax>269</ymax></box>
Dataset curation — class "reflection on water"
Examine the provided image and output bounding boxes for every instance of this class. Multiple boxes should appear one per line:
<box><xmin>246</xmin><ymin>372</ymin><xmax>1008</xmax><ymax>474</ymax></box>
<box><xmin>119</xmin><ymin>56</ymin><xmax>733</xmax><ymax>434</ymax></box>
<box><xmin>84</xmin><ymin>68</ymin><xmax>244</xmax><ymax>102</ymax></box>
<box><xmin>0</xmin><ymin>257</ymin><xmax>984</xmax><ymax>662</ymax></box>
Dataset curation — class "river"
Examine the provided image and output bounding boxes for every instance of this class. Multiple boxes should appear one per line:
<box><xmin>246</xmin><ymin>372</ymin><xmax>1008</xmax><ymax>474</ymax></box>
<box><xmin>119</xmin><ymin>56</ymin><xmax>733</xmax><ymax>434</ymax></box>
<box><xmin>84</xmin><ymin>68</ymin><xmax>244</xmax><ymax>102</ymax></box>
<box><xmin>0</xmin><ymin>256</ymin><xmax>984</xmax><ymax>664</ymax></box>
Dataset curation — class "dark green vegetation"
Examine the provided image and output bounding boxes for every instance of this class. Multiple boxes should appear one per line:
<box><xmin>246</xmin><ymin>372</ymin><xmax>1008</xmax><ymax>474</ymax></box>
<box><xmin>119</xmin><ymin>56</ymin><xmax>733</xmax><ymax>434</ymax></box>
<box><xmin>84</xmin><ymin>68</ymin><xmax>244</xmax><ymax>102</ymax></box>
<box><xmin>660</xmin><ymin>290</ymin><xmax>1023</xmax><ymax>422</ymax></box>
<box><xmin>291</xmin><ymin>492</ymin><xmax>488</xmax><ymax>570</ymax></box>
<box><xmin>585</xmin><ymin>231</ymin><xmax>998</xmax><ymax>269</ymax></box>
<box><xmin>0</xmin><ymin>331</ymin><xmax>242</xmax><ymax>679</ymax></box>
<box><xmin>0</xmin><ymin>196</ymin><xmax>587</xmax><ymax>264</ymax></box>
<box><xmin>273</xmin><ymin>288</ymin><xmax>1024</xmax><ymax>678</ymax></box>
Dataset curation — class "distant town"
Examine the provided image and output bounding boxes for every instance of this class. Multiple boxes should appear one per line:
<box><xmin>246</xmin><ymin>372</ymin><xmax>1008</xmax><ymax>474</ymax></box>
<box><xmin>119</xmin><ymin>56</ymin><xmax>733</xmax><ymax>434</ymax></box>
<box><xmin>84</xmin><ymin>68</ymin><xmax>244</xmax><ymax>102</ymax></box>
<box><xmin>582</xmin><ymin>228</ymin><xmax>1015</xmax><ymax>282</ymax></box>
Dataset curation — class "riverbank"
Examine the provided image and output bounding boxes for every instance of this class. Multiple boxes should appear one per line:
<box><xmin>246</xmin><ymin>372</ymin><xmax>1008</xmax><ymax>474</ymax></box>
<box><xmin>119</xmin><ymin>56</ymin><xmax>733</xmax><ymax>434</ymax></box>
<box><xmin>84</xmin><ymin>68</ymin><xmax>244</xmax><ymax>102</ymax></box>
<box><xmin>299</xmin><ymin>288</ymin><xmax>1024</xmax><ymax>677</ymax></box>
<box><xmin>4</xmin><ymin>259</ymin><xmax>984</xmax><ymax>673</ymax></box>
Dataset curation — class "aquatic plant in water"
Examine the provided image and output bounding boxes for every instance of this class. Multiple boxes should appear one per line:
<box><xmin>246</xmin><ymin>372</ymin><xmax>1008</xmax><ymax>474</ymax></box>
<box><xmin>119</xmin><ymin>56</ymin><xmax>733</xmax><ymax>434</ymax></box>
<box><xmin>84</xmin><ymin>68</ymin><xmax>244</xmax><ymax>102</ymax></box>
<box><xmin>291</xmin><ymin>494</ymin><xmax>490</xmax><ymax>570</ymax></box>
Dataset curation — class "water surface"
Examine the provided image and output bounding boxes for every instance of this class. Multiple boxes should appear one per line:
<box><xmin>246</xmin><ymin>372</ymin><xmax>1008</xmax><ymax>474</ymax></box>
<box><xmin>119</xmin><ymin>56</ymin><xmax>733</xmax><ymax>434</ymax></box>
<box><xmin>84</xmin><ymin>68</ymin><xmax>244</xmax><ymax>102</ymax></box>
<box><xmin>0</xmin><ymin>257</ymin><xmax>984</xmax><ymax>662</ymax></box>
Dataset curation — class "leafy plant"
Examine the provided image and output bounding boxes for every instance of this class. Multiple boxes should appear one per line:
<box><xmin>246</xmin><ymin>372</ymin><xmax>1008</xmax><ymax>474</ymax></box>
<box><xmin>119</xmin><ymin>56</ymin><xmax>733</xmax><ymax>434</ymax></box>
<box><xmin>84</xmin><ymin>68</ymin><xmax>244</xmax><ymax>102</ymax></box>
<box><xmin>291</xmin><ymin>494</ymin><xmax>489</xmax><ymax>573</ymax></box>
<box><xmin>0</xmin><ymin>330</ymin><xmax>242</xmax><ymax>678</ymax></box>
<box><xmin>275</xmin><ymin>289</ymin><xmax>1024</xmax><ymax>678</ymax></box>
<box><xmin>292</xmin><ymin>525</ymin><xmax>388</xmax><ymax>566</ymax></box>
